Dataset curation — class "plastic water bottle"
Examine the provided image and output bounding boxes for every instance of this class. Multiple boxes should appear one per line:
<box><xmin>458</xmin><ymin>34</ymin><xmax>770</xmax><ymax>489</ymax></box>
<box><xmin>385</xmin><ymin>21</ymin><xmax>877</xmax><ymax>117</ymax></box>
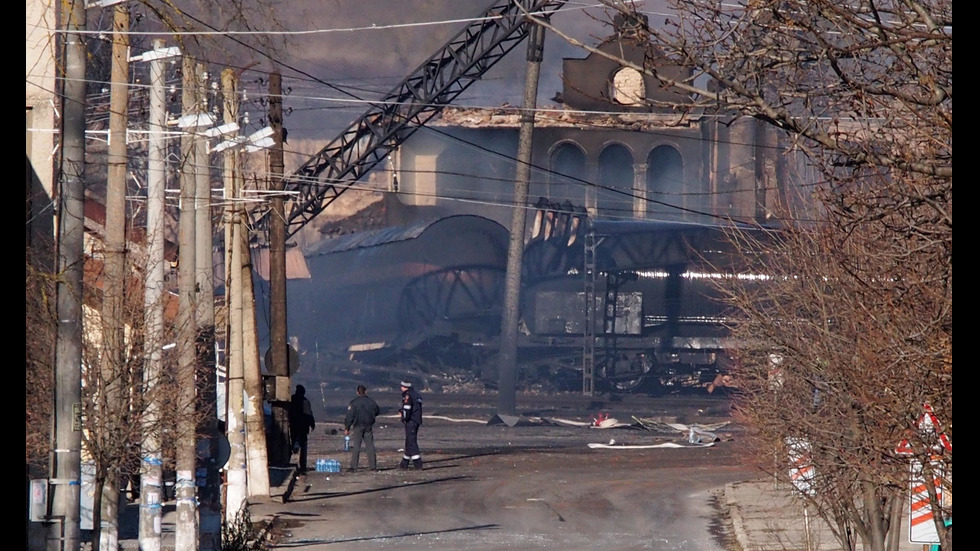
<box><xmin>344</xmin><ymin>434</ymin><xmax>350</xmax><ymax>451</ymax></box>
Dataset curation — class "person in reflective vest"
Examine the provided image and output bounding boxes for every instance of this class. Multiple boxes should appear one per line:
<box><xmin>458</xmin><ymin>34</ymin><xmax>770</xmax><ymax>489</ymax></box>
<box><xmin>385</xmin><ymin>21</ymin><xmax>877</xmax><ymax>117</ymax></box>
<box><xmin>398</xmin><ymin>381</ymin><xmax>423</xmax><ymax>470</ymax></box>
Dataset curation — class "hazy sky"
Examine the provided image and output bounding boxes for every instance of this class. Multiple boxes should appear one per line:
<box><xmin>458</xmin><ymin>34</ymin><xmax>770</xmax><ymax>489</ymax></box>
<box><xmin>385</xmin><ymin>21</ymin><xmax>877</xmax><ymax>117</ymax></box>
<box><xmin>107</xmin><ymin>0</ymin><xmax>665</xmax><ymax>174</ymax></box>
<box><xmin>218</xmin><ymin>1</ymin><xmax>640</xmax><ymax>144</ymax></box>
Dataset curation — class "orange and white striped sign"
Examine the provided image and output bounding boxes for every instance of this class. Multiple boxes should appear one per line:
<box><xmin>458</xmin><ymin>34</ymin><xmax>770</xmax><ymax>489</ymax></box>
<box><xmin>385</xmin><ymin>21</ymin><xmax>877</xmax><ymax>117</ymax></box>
<box><xmin>895</xmin><ymin>403</ymin><xmax>952</xmax><ymax>457</ymax></box>
<box><xmin>894</xmin><ymin>403</ymin><xmax>950</xmax><ymax>545</ymax></box>
<box><xmin>908</xmin><ymin>460</ymin><xmax>944</xmax><ymax>544</ymax></box>
<box><xmin>786</xmin><ymin>437</ymin><xmax>816</xmax><ymax>496</ymax></box>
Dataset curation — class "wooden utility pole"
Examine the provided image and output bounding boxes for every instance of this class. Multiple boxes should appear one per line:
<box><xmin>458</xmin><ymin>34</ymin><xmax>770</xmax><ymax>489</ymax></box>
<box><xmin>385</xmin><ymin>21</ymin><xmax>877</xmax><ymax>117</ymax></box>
<box><xmin>49</xmin><ymin>0</ymin><xmax>86</xmax><ymax>547</ymax></box>
<box><xmin>267</xmin><ymin>70</ymin><xmax>292</xmax><ymax>466</ymax></box>
<box><xmin>498</xmin><ymin>21</ymin><xmax>545</xmax><ymax>416</ymax></box>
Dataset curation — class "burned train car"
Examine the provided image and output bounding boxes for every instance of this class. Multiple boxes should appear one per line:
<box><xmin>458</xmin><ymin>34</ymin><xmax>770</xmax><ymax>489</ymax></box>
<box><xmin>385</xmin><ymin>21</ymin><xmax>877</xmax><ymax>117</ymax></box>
<box><xmin>286</xmin><ymin>214</ymin><xmax>510</xmax><ymax>379</ymax></box>
<box><xmin>519</xmin><ymin>203</ymin><xmax>773</xmax><ymax>392</ymax></box>
<box><xmin>288</xmin><ymin>205</ymin><xmax>772</xmax><ymax>393</ymax></box>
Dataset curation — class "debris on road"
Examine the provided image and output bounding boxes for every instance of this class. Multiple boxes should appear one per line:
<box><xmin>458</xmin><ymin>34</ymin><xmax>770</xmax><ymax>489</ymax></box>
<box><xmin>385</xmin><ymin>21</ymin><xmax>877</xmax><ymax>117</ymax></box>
<box><xmin>587</xmin><ymin>441</ymin><xmax>716</xmax><ymax>449</ymax></box>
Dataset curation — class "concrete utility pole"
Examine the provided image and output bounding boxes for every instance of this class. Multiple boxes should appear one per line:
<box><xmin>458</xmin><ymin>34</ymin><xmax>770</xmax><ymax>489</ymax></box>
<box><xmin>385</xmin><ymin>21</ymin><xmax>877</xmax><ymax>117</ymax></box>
<box><xmin>241</xmin><ymin>235</ymin><xmax>271</xmax><ymax>495</ymax></box>
<box><xmin>139</xmin><ymin>38</ymin><xmax>169</xmax><ymax>551</ymax></box>
<box><xmin>498</xmin><ymin>21</ymin><xmax>545</xmax><ymax>416</ymax></box>
<box><xmin>222</xmin><ymin>68</ymin><xmax>249</xmax><ymax>519</ymax></box>
<box><xmin>97</xmin><ymin>5</ymin><xmax>130</xmax><ymax>549</ymax></box>
<box><xmin>267</xmin><ymin>70</ymin><xmax>292</xmax><ymax>466</ymax></box>
<box><xmin>49</xmin><ymin>0</ymin><xmax>86</xmax><ymax>548</ymax></box>
<box><xmin>175</xmin><ymin>55</ymin><xmax>199</xmax><ymax>551</ymax></box>
<box><xmin>225</xmin><ymin>171</ymin><xmax>248</xmax><ymax>522</ymax></box>
<box><xmin>193</xmin><ymin>60</ymin><xmax>222</xmax><ymax>551</ymax></box>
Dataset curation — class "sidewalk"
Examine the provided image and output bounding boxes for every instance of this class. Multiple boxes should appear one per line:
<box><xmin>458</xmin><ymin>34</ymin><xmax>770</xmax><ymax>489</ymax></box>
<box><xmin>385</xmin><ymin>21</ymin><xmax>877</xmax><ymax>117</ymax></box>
<box><xmin>117</xmin><ymin>466</ymin><xmax>294</xmax><ymax>550</ymax></box>
<box><xmin>724</xmin><ymin>478</ymin><xmax>925</xmax><ymax>551</ymax></box>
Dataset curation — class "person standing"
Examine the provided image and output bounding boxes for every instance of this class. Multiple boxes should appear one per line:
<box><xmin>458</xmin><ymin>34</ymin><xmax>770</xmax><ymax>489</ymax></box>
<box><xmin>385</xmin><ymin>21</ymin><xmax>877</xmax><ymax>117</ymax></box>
<box><xmin>289</xmin><ymin>384</ymin><xmax>316</xmax><ymax>473</ymax></box>
<box><xmin>398</xmin><ymin>381</ymin><xmax>424</xmax><ymax>470</ymax></box>
<box><xmin>344</xmin><ymin>384</ymin><xmax>381</xmax><ymax>471</ymax></box>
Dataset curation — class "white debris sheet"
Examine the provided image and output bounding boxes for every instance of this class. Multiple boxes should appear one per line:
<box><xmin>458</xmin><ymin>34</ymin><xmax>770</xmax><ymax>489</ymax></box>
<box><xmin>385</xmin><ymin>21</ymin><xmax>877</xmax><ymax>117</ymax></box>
<box><xmin>379</xmin><ymin>412</ymin><xmax>731</xmax><ymax>445</ymax></box>
<box><xmin>587</xmin><ymin>441</ymin><xmax>716</xmax><ymax>449</ymax></box>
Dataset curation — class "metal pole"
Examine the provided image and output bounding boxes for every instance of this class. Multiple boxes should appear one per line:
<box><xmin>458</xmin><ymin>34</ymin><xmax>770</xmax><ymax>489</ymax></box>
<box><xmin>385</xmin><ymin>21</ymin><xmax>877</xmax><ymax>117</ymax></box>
<box><xmin>582</xmin><ymin>225</ymin><xmax>596</xmax><ymax>396</ymax></box>
<box><xmin>138</xmin><ymin>37</ymin><xmax>167</xmax><ymax>551</ymax></box>
<box><xmin>49</xmin><ymin>0</ymin><xmax>86</xmax><ymax>547</ymax></box>
<box><xmin>497</xmin><ymin>20</ymin><xmax>544</xmax><ymax>416</ymax></box>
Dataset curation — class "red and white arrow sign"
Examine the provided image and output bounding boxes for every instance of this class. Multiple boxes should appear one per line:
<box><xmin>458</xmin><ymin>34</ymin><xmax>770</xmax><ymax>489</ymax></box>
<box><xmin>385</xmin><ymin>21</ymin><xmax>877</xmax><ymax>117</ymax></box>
<box><xmin>895</xmin><ymin>403</ymin><xmax>951</xmax><ymax>455</ymax></box>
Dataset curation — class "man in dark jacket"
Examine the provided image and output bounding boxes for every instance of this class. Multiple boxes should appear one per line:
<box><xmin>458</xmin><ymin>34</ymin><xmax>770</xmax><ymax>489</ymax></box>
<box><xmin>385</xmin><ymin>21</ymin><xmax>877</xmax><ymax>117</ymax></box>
<box><xmin>344</xmin><ymin>384</ymin><xmax>381</xmax><ymax>471</ymax></box>
<box><xmin>398</xmin><ymin>381</ymin><xmax>424</xmax><ymax>470</ymax></box>
<box><xmin>289</xmin><ymin>384</ymin><xmax>316</xmax><ymax>472</ymax></box>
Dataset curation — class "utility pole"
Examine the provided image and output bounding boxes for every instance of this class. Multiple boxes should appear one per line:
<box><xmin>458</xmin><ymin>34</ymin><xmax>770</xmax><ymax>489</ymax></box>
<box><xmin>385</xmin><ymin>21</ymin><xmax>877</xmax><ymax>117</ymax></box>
<box><xmin>138</xmin><ymin>38</ymin><xmax>171</xmax><ymax>551</ymax></box>
<box><xmin>175</xmin><ymin>55</ymin><xmax>199</xmax><ymax>551</ymax></box>
<box><xmin>97</xmin><ymin>4</ymin><xmax>130</xmax><ymax>549</ymax></box>
<box><xmin>241</xmin><ymin>228</ymin><xmax>270</xmax><ymax>495</ymax></box>
<box><xmin>49</xmin><ymin>0</ymin><xmax>86</xmax><ymax>547</ymax></box>
<box><xmin>498</xmin><ymin>20</ymin><xmax>545</xmax><ymax>416</ymax></box>
<box><xmin>194</xmin><ymin>60</ymin><xmax>222</xmax><ymax>551</ymax></box>
<box><xmin>222</xmin><ymin>68</ymin><xmax>249</xmax><ymax>520</ymax></box>
<box><xmin>267</xmin><ymin>70</ymin><xmax>292</xmax><ymax>466</ymax></box>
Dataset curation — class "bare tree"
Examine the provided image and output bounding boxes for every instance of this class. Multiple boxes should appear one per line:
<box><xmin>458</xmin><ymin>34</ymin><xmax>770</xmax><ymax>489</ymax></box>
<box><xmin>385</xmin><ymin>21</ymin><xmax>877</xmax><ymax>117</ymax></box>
<box><xmin>530</xmin><ymin>1</ymin><xmax>952</xmax><ymax>549</ymax></box>
<box><xmin>721</xmin><ymin>208</ymin><xmax>951</xmax><ymax>551</ymax></box>
<box><xmin>26</xmin><ymin>242</ymin><xmax>56</xmax><ymax>469</ymax></box>
<box><xmin>76</xmin><ymin>248</ymin><xmax>193</xmax><ymax>550</ymax></box>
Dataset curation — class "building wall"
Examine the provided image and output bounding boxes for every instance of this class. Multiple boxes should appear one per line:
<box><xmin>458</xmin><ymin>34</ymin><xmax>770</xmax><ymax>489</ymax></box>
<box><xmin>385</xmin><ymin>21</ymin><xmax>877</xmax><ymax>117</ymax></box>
<box><xmin>26</xmin><ymin>4</ymin><xmax>57</xmax><ymax>548</ymax></box>
<box><xmin>562</xmin><ymin>39</ymin><xmax>692</xmax><ymax>112</ymax></box>
<box><xmin>390</xmin><ymin>23</ymin><xmax>802</xmax><ymax>232</ymax></box>
<box><xmin>393</xmin><ymin>114</ymin><xmax>786</xmax><ymax>230</ymax></box>
<box><xmin>26</xmin><ymin>0</ymin><xmax>58</xmax><ymax>249</ymax></box>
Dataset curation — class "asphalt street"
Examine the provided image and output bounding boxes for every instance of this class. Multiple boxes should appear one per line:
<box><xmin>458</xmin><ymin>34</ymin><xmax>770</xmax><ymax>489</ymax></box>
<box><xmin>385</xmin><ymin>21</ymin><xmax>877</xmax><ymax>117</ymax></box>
<box><xmin>111</xmin><ymin>391</ymin><xmax>928</xmax><ymax>551</ymax></box>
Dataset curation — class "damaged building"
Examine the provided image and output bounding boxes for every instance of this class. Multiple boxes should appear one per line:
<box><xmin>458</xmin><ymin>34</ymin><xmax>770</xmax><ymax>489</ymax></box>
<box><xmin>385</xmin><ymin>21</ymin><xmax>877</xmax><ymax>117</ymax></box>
<box><xmin>280</xmin><ymin>15</ymin><xmax>806</xmax><ymax>394</ymax></box>
<box><xmin>378</xmin><ymin>14</ymin><xmax>802</xmax><ymax>231</ymax></box>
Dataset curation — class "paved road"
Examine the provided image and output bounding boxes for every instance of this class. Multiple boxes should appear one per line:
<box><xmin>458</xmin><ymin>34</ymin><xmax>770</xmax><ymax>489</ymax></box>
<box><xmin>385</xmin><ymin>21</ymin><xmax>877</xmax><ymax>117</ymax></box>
<box><xmin>111</xmin><ymin>386</ymin><xmax>929</xmax><ymax>551</ymax></box>
<box><xmin>258</xmin><ymin>413</ymin><xmax>751</xmax><ymax>550</ymax></box>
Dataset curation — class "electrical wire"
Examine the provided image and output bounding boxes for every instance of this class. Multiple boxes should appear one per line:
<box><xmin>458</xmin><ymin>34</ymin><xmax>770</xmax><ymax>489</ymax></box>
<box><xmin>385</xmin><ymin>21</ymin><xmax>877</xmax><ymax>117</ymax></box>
<box><xmin>29</xmin><ymin>1</ymin><xmax>830</xmax><ymax>230</ymax></box>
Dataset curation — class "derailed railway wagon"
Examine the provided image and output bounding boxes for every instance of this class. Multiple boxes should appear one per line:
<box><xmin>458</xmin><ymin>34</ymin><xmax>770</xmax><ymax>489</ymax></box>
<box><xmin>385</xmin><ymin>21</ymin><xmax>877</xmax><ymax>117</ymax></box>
<box><xmin>286</xmin><ymin>203</ymin><xmax>772</xmax><ymax>394</ymax></box>
<box><xmin>519</xmin><ymin>204</ymin><xmax>771</xmax><ymax>393</ymax></box>
<box><xmin>286</xmin><ymin>214</ymin><xmax>510</xmax><ymax>383</ymax></box>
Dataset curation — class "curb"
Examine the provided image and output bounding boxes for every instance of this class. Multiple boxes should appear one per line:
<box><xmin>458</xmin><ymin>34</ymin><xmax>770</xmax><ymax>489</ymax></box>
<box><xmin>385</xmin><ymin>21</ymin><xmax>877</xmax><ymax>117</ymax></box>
<box><xmin>724</xmin><ymin>482</ymin><xmax>750</xmax><ymax>551</ymax></box>
<box><xmin>250</xmin><ymin>467</ymin><xmax>296</xmax><ymax>545</ymax></box>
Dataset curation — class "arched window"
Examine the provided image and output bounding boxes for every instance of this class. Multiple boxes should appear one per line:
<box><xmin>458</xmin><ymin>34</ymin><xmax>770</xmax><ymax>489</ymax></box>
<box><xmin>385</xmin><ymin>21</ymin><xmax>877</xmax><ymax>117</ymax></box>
<box><xmin>646</xmin><ymin>145</ymin><xmax>684</xmax><ymax>219</ymax></box>
<box><xmin>610</xmin><ymin>67</ymin><xmax>645</xmax><ymax>105</ymax></box>
<box><xmin>598</xmin><ymin>144</ymin><xmax>634</xmax><ymax>219</ymax></box>
<box><xmin>549</xmin><ymin>142</ymin><xmax>586</xmax><ymax>205</ymax></box>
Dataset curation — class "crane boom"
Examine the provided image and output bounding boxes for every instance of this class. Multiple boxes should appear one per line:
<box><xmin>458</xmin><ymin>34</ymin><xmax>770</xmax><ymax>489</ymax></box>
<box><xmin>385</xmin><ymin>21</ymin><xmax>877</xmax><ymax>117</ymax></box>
<box><xmin>252</xmin><ymin>0</ymin><xmax>568</xmax><ymax>240</ymax></box>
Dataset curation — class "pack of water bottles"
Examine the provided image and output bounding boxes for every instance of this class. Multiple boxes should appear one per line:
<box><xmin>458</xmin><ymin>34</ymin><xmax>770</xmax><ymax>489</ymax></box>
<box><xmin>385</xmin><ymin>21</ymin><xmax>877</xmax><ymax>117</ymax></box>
<box><xmin>315</xmin><ymin>458</ymin><xmax>341</xmax><ymax>472</ymax></box>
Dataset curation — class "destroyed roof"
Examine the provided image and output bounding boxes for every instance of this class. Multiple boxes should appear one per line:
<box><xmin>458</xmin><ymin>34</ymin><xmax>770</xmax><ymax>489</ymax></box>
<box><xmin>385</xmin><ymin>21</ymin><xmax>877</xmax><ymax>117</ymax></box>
<box><xmin>305</xmin><ymin>214</ymin><xmax>505</xmax><ymax>257</ymax></box>
<box><xmin>306</xmin><ymin>220</ymin><xmax>435</xmax><ymax>256</ymax></box>
<box><xmin>430</xmin><ymin>106</ymin><xmax>700</xmax><ymax>130</ymax></box>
